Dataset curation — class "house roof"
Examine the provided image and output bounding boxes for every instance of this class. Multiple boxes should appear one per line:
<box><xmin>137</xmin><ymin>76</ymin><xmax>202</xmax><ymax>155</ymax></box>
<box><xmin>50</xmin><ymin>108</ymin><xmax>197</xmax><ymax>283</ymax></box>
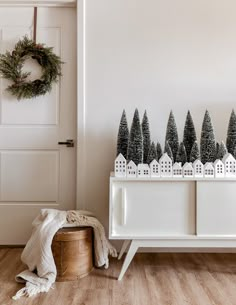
<box><xmin>137</xmin><ymin>164</ymin><xmax>150</xmax><ymax>170</ymax></box>
<box><xmin>183</xmin><ymin>162</ymin><xmax>193</xmax><ymax>170</ymax></box>
<box><xmin>173</xmin><ymin>162</ymin><xmax>182</xmax><ymax>169</ymax></box>
<box><xmin>214</xmin><ymin>159</ymin><xmax>224</xmax><ymax>166</ymax></box>
<box><xmin>127</xmin><ymin>160</ymin><xmax>137</xmax><ymax>168</ymax></box>
<box><xmin>115</xmin><ymin>153</ymin><xmax>126</xmax><ymax>162</ymax></box>
<box><xmin>222</xmin><ymin>153</ymin><xmax>236</xmax><ymax>163</ymax></box>
<box><xmin>193</xmin><ymin>159</ymin><xmax>203</xmax><ymax>166</ymax></box>
<box><xmin>150</xmin><ymin>159</ymin><xmax>159</xmax><ymax>166</ymax></box>
<box><xmin>204</xmin><ymin>162</ymin><xmax>214</xmax><ymax>169</ymax></box>
<box><xmin>159</xmin><ymin>153</ymin><xmax>172</xmax><ymax>163</ymax></box>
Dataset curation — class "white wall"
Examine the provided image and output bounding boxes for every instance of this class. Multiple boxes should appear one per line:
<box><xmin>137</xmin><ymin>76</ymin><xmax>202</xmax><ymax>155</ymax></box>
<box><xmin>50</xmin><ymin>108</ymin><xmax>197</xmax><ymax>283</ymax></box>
<box><xmin>77</xmin><ymin>0</ymin><xmax>236</xmax><ymax>234</ymax></box>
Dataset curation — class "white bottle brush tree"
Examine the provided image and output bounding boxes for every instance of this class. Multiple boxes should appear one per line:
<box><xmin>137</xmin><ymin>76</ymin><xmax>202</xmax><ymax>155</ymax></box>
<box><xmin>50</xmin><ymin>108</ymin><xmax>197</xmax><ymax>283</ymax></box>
<box><xmin>200</xmin><ymin>110</ymin><xmax>216</xmax><ymax>164</ymax></box>
<box><xmin>127</xmin><ymin>109</ymin><xmax>143</xmax><ymax>165</ymax></box>
<box><xmin>117</xmin><ymin>110</ymin><xmax>129</xmax><ymax>158</ymax></box>
<box><xmin>165</xmin><ymin>110</ymin><xmax>179</xmax><ymax>162</ymax></box>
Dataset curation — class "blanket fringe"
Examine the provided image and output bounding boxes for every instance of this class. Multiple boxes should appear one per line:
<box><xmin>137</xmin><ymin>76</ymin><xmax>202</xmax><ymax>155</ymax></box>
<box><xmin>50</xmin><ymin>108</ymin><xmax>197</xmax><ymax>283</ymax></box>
<box><xmin>12</xmin><ymin>287</ymin><xmax>27</xmax><ymax>300</ymax></box>
<box><xmin>12</xmin><ymin>283</ymin><xmax>51</xmax><ymax>300</ymax></box>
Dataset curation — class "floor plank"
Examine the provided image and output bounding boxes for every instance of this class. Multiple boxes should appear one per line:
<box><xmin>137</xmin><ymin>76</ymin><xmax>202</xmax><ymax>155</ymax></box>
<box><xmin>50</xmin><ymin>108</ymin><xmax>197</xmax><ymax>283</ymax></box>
<box><xmin>1</xmin><ymin>249</ymin><xmax>236</xmax><ymax>305</ymax></box>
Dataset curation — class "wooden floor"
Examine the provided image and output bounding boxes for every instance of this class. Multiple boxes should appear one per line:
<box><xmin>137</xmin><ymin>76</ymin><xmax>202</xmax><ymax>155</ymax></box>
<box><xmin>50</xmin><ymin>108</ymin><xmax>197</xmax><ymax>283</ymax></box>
<box><xmin>1</xmin><ymin>249</ymin><xmax>236</xmax><ymax>305</ymax></box>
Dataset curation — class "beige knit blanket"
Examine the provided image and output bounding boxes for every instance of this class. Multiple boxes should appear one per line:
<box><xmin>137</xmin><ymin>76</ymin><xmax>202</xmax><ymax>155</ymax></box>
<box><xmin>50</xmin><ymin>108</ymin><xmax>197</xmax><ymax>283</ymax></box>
<box><xmin>13</xmin><ymin>209</ymin><xmax>117</xmax><ymax>300</ymax></box>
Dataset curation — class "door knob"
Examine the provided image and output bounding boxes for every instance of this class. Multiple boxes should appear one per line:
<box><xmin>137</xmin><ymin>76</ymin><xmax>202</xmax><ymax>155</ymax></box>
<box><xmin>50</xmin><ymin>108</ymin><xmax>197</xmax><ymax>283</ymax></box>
<box><xmin>58</xmin><ymin>139</ymin><xmax>74</xmax><ymax>147</ymax></box>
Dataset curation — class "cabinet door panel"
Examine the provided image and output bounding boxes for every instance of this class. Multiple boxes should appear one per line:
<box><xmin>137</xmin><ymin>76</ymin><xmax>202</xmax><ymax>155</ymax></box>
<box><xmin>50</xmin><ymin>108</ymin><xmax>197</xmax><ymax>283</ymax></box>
<box><xmin>197</xmin><ymin>181</ymin><xmax>236</xmax><ymax>235</ymax></box>
<box><xmin>110</xmin><ymin>180</ymin><xmax>195</xmax><ymax>237</ymax></box>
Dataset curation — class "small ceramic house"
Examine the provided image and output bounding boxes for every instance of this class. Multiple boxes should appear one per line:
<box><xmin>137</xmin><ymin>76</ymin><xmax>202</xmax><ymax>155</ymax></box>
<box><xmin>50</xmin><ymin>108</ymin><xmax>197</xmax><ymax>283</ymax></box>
<box><xmin>172</xmin><ymin>162</ymin><xmax>182</xmax><ymax>177</ymax></box>
<box><xmin>114</xmin><ymin>153</ymin><xmax>127</xmax><ymax>177</ymax></box>
<box><xmin>204</xmin><ymin>162</ymin><xmax>214</xmax><ymax>178</ymax></box>
<box><xmin>214</xmin><ymin>159</ymin><xmax>225</xmax><ymax>178</ymax></box>
<box><xmin>159</xmin><ymin>153</ymin><xmax>172</xmax><ymax>177</ymax></box>
<box><xmin>222</xmin><ymin>153</ymin><xmax>236</xmax><ymax>177</ymax></box>
<box><xmin>127</xmin><ymin>160</ymin><xmax>137</xmax><ymax>178</ymax></box>
<box><xmin>150</xmin><ymin>159</ymin><xmax>160</xmax><ymax>177</ymax></box>
<box><xmin>137</xmin><ymin>164</ymin><xmax>150</xmax><ymax>178</ymax></box>
<box><xmin>193</xmin><ymin>159</ymin><xmax>204</xmax><ymax>178</ymax></box>
<box><xmin>183</xmin><ymin>162</ymin><xmax>194</xmax><ymax>177</ymax></box>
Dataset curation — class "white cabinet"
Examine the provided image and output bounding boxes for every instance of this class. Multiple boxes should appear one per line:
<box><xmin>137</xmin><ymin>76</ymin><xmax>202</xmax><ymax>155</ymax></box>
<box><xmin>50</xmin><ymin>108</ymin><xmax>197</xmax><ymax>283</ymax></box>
<box><xmin>109</xmin><ymin>174</ymin><xmax>236</xmax><ymax>280</ymax></box>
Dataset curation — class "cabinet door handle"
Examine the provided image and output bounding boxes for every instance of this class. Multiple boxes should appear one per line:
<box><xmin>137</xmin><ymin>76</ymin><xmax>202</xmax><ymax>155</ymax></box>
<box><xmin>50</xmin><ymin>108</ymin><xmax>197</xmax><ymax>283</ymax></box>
<box><xmin>121</xmin><ymin>187</ymin><xmax>127</xmax><ymax>226</ymax></box>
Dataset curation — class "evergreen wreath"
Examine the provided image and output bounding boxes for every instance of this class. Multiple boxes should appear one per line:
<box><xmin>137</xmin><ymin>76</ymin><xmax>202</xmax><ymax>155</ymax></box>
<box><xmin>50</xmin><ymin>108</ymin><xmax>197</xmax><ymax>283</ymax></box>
<box><xmin>0</xmin><ymin>36</ymin><xmax>63</xmax><ymax>100</ymax></box>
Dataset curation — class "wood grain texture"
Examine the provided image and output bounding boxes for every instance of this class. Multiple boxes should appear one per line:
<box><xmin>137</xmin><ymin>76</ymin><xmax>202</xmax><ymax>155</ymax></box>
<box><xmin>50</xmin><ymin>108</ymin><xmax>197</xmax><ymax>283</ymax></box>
<box><xmin>52</xmin><ymin>227</ymin><xmax>93</xmax><ymax>281</ymax></box>
<box><xmin>1</xmin><ymin>249</ymin><xmax>236</xmax><ymax>305</ymax></box>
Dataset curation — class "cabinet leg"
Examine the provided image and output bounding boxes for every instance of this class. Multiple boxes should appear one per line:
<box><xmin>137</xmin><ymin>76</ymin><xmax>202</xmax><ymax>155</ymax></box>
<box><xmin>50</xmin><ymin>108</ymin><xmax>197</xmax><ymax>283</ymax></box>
<box><xmin>118</xmin><ymin>240</ymin><xmax>131</xmax><ymax>260</ymax></box>
<box><xmin>118</xmin><ymin>240</ymin><xmax>138</xmax><ymax>281</ymax></box>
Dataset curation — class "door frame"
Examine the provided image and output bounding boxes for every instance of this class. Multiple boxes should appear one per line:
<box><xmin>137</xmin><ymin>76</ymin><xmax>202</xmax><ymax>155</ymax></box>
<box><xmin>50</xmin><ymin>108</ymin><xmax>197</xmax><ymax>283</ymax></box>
<box><xmin>77</xmin><ymin>0</ymin><xmax>86</xmax><ymax>210</ymax></box>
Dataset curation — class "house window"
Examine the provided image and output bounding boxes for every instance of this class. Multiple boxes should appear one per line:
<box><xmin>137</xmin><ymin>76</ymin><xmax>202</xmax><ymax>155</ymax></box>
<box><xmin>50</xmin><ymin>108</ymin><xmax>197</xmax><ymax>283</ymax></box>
<box><xmin>174</xmin><ymin>169</ymin><xmax>182</xmax><ymax>175</ymax></box>
<box><xmin>205</xmin><ymin>169</ymin><xmax>213</xmax><ymax>175</ymax></box>
<box><xmin>184</xmin><ymin>170</ymin><xmax>193</xmax><ymax>175</ymax></box>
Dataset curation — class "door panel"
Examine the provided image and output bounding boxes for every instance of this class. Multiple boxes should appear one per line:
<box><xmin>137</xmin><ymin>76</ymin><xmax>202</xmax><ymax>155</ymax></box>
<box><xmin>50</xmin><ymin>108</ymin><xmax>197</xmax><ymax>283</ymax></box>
<box><xmin>197</xmin><ymin>181</ymin><xmax>236</xmax><ymax>235</ymax></box>
<box><xmin>0</xmin><ymin>7</ymin><xmax>76</xmax><ymax>244</ymax></box>
<box><xmin>1</xmin><ymin>151</ymin><xmax>59</xmax><ymax>202</ymax></box>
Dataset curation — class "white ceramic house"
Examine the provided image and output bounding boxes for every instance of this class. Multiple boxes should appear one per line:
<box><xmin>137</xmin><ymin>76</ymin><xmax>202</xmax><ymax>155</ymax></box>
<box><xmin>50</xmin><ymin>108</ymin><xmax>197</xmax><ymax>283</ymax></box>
<box><xmin>183</xmin><ymin>162</ymin><xmax>194</xmax><ymax>177</ymax></box>
<box><xmin>114</xmin><ymin>153</ymin><xmax>127</xmax><ymax>177</ymax></box>
<box><xmin>150</xmin><ymin>159</ymin><xmax>160</xmax><ymax>177</ymax></box>
<box><xmin>193</xmin><ymin>159</ymin><xmax>204</xmax><ymax>178</ymax></box>
<box><xmin>137</xmin><ymin>164</ymin><xmax>150</xmax><ymax>178</ymax></box>
<box><xmin>159</xmin><ymin>153</ymin><xmax>172</xmax><ymax>177</ymax></box>
<box><xmin>222</xmin><ymin>153</ymin><xmax>236</xmax><ymax>177</ymax></box>
<box><xmin>172</xmin><ymin>162</ymin><xmax>182</xmax><ymax>177</ymax></box>
<box><xmin>204</xmin><ymin>162</ymin><xmax>214</xmax><ymax>178</ymax></box>
<box><xmin>214</xmin><ymin>159</ymin><xmax>225</xmax><ymax>178</ymax></box>
<box><xmin>127</xmin><ymin>160</ymin><xmax>137</xmax><ymax>178</ymax></box>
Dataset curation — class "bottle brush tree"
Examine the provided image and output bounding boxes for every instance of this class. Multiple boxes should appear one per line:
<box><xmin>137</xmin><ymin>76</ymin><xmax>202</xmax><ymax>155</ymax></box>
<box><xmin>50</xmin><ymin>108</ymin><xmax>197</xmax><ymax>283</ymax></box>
<box><xmin>117</xmin><ymin>109</ymin><xmax>129</xmax><ymax>158</ymax></box>
<box><xmin>200</xmin><ymin>110</ymin><xmax>216</xmax><ymax>164</ymax></box>
<box><xmin>183</xmin><ymin>110</ymin><xmax>197</xmax><ymax>161</ymax></box>
<box><xmin>156</xmin><ymin>142</ymin><xmax>162</xmax><ymax>161</ymax></box>
<box><xmin>127</xmin><ymin>108</ymin><xmax>143</xmax><ymax>165</ymax></box>
<box><xmin>141</xmin><ymin>110</ymin><xmax>151</xmax><ymax>163</ymax></box>
<box><xmin>176</xmin><ymin>142</ymin><xmax>187</xmax><ymax>165</ymax></box>
<box><xmin>189</xmin><ymin>141</ymin><xmax>200</xmax><ymax>163</ymax></box>
<box><xmin>215</xmin><ymin>142</ymin><xmax>219</xmax><ymax>160</ymax></box>
<box><xmin>226</xmin><ymin>109</ymin><xmax>236</xmax><ymax>157</ymax></box>
<box><xmin>216</xmin><ymin>141</ymin><xmax>228</xmax><ymax>160</ymax></box>
<box><xmin>146</xmin><ymin>142</ymin><xmax>157</xmax><ymax>164</ymax></box>
<box><xmin>165</xmin><ymin>110</ymin><xmax>179</xmax><ymax>162</ymax></box>
<box><xmin>164</xmin><ymin>141</ymin><xmax>174</xmax><ymax>164</ymax></box>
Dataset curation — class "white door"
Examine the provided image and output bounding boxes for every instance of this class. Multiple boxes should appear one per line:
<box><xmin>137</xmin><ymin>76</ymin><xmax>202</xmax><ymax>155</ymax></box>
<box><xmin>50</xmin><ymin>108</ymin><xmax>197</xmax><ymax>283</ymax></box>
<box><xmin>0</xmin><ymin>7</ymin><xmax>76</xmax><ymax>244</ymax></box>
